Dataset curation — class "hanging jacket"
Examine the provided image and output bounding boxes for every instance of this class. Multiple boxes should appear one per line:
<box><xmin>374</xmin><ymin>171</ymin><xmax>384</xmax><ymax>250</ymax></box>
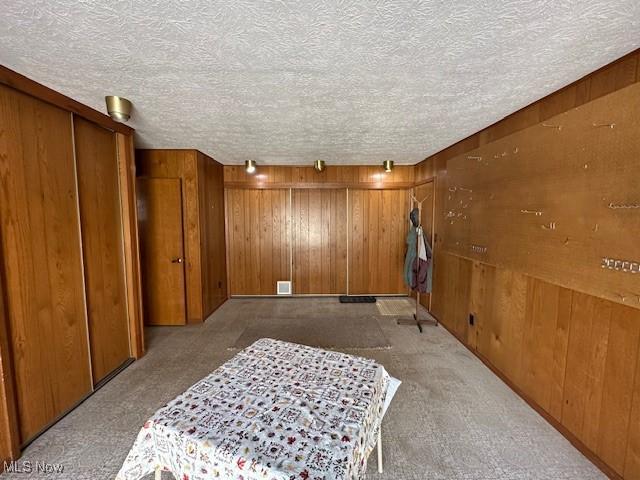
<box><xmin>411</xmin><ymin>227</ymin><xmax>433</xmax><ymax>293</ymax></box>
<box><xmin>403</xmin><ymin>225</ymin><xmax>417</xmax><ymax>287</ymax></box>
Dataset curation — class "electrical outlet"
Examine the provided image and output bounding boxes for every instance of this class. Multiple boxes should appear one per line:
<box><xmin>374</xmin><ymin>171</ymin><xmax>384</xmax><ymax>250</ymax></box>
<box><xmin>469</xmin><ymin>313</ymin><xmax>475</xmax><ymax>326</ymax></box>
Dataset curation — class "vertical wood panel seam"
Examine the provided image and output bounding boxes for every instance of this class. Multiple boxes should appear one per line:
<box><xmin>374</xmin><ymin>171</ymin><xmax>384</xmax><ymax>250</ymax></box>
<box><xmin>558</xmin><ymin>285</ymin><xmax>575</xmax><ymax>425</ymax></box>
<box><xmin>346</xmin><ymin>188</ymin><xmax>349</xmax><ymax>295</ymax></box>
<box><xmin>113</xmin><ymin>133</ymin><xmax>133</xmax><ymax>358</ymax></box>
<box><xmin>69</xmin><ymin>112</ymin><xmax>94</xmax><ymax>392</ymax></box>
<box><xmin>289</xmin><ymin>188</ymin><xmax>293</xmax><ymax>285</ymax></box>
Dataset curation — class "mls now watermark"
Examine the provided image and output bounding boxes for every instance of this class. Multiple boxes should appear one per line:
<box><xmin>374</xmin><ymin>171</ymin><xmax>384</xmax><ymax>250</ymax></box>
<box><xmin>3</xmin><ymin>460</ymin><xmax>64</xmax><ymax>474</ymax></box>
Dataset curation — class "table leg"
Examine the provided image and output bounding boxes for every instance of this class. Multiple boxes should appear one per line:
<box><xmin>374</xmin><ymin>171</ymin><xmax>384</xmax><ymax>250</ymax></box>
<box><xmin>377</xmin><ymin>427</ymin><xmax>383</xmax><ymax>474</ymax></box>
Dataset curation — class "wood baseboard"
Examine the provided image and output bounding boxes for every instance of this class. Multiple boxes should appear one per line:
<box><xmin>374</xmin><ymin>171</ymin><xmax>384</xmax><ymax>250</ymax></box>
<box><xmin>432</xmin><ymin>315</ymin><xmax>621</xmax><ymax>480</ymax></box>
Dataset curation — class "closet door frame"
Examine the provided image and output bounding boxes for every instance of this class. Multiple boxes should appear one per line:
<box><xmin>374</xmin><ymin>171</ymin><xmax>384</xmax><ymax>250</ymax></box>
<box><xmin>0</xmin><ymin>253</ymin><xmax>20</xmax><ymax>460</ymax></box>
<box><xmin>0</xmin><ymin>67</ymin><xmax>143</xmax><ymax>463</ymax></box>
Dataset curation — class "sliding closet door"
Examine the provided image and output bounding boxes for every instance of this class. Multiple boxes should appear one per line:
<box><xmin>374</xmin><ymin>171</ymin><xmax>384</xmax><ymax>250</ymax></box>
<box><xmin>292</xmin><ymin>189</ymin><xmax>347</xmax><ymax>294</ymax></box>
<box><xmin>226</xmin><ymin>189</ymin><xmax>291</xmax><ymax>295</ymax></box>
<box><xmin>74</xmin><ymin>117</ymin><xmax>130</xmax><ymax>385</ymax></box>
<box><xmin>349</xmin><ymin>189</ymin><xmax>410</xmax><ymax>294</ymax></box>
<box><xmin>0</xmin><ymin>86</ymin><xmax>92</xmax><ymax>442</ymax></box>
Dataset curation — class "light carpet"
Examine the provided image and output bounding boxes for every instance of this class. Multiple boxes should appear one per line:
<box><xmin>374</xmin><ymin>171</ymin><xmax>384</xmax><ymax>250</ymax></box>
<box><xmin>230</xmin><ymin>315</ymin><xmax>391</xmax><ymax>350</ymax></box>
<box><xmin>0</xmin><ymin>298</ymin><xmax>604</xmax><ymax>480</ymax></box>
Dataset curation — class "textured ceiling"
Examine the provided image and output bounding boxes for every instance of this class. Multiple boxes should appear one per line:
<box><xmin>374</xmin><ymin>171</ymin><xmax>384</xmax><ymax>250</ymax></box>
<box><xmin>1</xmin><ymin>1</ymin><xmax>638</xmax><ymax>165</ymax></box>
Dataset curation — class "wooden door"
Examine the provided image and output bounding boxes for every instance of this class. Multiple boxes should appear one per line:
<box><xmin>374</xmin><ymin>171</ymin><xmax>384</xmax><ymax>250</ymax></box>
<box><xmin>292</xmin><ymin>189</ymin><xmax>347</xmax><ymax>294</ymax></box>
<box><xmin>225</xmin><ymin>189</ymin><xmax>291</xmax><ymax>295</ymax></box>
<box><xmin>348</xmin><ymin>189</ymin><xmax>410</xmax><ymax>294</ymax></box>
<box><xmin>74</xmin><ymin>117</ymin><xmax>131</xmax><ymax>384</ymax></box>
<box><xmin>0</xmin><ymin>85</ymin><xmax>92</xmax><ymax>442</ymax></box>
<box><xmin>137</xmin><ymin>178</ymin><xmax>187</xmax><ymax>325</ymax></box>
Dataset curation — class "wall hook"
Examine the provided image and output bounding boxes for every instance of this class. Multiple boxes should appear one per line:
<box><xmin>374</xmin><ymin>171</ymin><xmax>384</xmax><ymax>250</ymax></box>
<box><xmin>592</xmin><ymin>122</ymin><xmax>615</xmax><ymax>129</ymax></box>
<box><xmin>601</xmin><ymin>258</ymin><xmax>640</xmax><ymax>274</ymax></box>
<box><xmin>608</xmin><ymin>202</ymin><xmax>640</xmax><ymax>209</ymax></box>
<box><xmin>521</xmin><ymin>209</ymin><xmax>543</xmax><ymax>216</ymax></box>
<box><xmin>542</xmin><ymin>123</ymin><xmax>562</xmax><ymax>130</ymax></box>
<box><xmin>614</xmin><ymin>293</ymin><xmax>640</xmax><ymax>304</ymax></box>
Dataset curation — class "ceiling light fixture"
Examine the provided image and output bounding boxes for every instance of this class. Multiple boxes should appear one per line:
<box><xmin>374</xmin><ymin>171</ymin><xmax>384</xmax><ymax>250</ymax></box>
<box><xmin>105</xmin><ymin>96</ymin><xmax>132</xmax><ymax>122</ymax></box>
<box><xmin>245</xmin><ymin>160</ymin><xmax>257</xmax><ymax>174</ymax></box>
<box><xmin>383</xmin><ymin>160</ymin><xmax>394</xmax><ymax>172</ymax></box>
<box><xmin>314</xmin><ymin>160</ymin><xmax>326</xmax><ymax>172</ymax></box>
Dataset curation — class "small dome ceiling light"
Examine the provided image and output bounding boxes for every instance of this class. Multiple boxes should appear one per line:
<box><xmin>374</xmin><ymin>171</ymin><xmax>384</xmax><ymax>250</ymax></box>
<box><xmin>245</xmin><ymin>160</ymin><xmax>257</xmax><ymax>174</ymax></box>
<box><xmin>314</xmin><ymin>160</ymin><xmax>326</xmax><ymax>172</ymax></box>
<box><xmin>105</xmin><ymin>96</ymin><xmax>132</xmax><ymax>122</ymax></box>
<box><xmin>383</xmin><ymin>160</ymin><xmax>394</xmax><ymax>173</ymax></box>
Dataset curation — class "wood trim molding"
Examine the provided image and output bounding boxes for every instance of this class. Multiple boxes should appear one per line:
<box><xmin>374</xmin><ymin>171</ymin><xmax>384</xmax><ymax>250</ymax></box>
<box><xmin>0</xmin><ymin>65</ymin><xmax>134</xmax><ymax>135</ymax></box>
<box><xmin>432</xmin><ymin>314</ymin><xmax>621</xmax><ymax>480</ymax></box>
<box><xmin>116</xmin><ymin>134</ymin><xmax>145</xmax><ymax>358</ymax></box>
<box><xmin>224</xmin><ymin>181</ymin><xmax>415</xmax><ymax>190</ymax></box>
<box><xmin>415</xmin><ymin>48</ymin><xmax>639</xmax><ymax>170</ymax></box>
<box><xmin>413</xmin><ymin>177</ymin><xmax>435</xmax><ymax>187</ymax></box>
<box><xmin>0</xmin><ymin>232</ymin><xmax>20</xmax><ymax>463</ymax></box>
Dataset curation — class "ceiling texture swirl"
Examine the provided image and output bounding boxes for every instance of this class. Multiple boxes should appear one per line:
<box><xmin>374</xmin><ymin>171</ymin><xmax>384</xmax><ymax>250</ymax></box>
<box><xmin>1</xmin><ymin>1</ymin><xmax>638</xmax><ymax>165</ymax></box>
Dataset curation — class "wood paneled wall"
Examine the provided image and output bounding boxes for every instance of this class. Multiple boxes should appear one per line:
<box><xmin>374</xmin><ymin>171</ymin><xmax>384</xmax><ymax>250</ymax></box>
<box><xmin>137</xmin><ymin>150</ymin><xmax>203</xmax><ymax>323</ymax></box>
<box><xmin>226</xmin><ymin>189</ymin><xmax>291</xmax><ymax>295</ymax></box>
<box><xmin>0</xmin><ymin>86</ymin><xmax>93</xmax><ymax>442</ymax></box>
<box><xmin>415</xmin><ymin>49</ymin><xmax>640</xmax><ymax>185</ymax></box>
<box><xmin>137</xmin><ymin>149</ymin><xmax>227</xmax><ymax>322</ymax></box>
<box><xmin>198</xmin><ymin>152</ymin><xmax>228</xmax><ymax>315</ymax></box>
<box><xmin>292</xmin><ymin>189</ymin><xmax>347</xmax><ymax>294</ymax></box>
<box><xmin>439</xmin><ymin>83</ymin><xmax>639</xmax><ymax>307</ymax></box>
<box><xmin>225</xmin><ymin>166</ymin><xmax>414</xmax><ymax>296</ymax></box>
<box><xmin>433</xmin><ymin>252</ymin><xmax>640</xmax><ymax>479</ymax></box>
<box><xmin>348</xmin><ymin>189</ymin><xmax>409</xmax><ymax>294</ymax></box>
<box><xmin>420</xmin><ymin>50</ymin><xmax>640</xmax><ymax>479</ymax></box>
<box><xmin>74</xmin><ymin>117</ymin><xmax>130</xmax><ymax>385</ymax></box>
<box><xmin>0</xmin><ymin>66</ymin><xmax>133</xmax><ymax>136</ymax></box>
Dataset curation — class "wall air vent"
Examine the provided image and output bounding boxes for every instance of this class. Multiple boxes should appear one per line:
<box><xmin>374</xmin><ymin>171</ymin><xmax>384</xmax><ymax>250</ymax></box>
<box><xmin>277</xmin><ymin>281</ymin><xmax>292</xmax><ymax>295</ymax></box>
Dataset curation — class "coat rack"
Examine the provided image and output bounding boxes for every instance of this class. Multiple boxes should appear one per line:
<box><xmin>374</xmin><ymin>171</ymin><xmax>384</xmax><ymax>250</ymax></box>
<box><xmin>397</xmin><ymin>192</ymin><xmax>438</xmax><ymax>332</ymax></box>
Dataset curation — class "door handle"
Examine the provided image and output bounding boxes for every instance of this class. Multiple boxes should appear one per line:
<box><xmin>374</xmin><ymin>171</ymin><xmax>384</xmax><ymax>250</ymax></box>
<box><xmin>171</xmin><ymin>257</ymin><xmax>183</xmax><ymax>264</ymax></box>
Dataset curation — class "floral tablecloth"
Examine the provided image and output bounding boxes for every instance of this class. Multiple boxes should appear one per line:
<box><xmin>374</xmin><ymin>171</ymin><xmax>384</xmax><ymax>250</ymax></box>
<box><xmin>116</xmin><ymin>338</ymin><xmax>392</xmax><ymax>480</ymax></box>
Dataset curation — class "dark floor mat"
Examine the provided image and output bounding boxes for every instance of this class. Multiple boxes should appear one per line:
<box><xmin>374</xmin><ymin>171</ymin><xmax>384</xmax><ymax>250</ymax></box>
<box><xmin>339</xmin><ymin>295</ymin><xmax>376</xmax><ymax>303</ymax></box>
